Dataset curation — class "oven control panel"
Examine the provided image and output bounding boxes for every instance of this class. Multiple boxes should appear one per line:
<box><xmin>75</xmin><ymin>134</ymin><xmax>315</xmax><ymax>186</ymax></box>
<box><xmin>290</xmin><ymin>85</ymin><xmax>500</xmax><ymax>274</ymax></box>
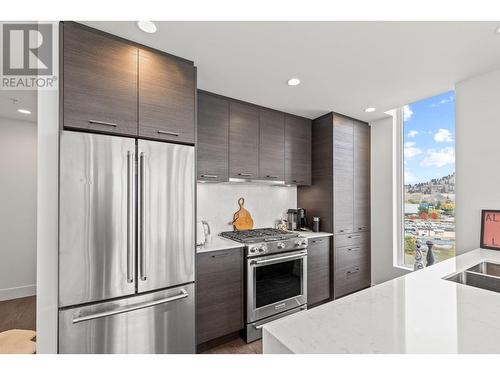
<box><xmin>246</xmin><ymin>237</ymin><xmax>308</xmax><ymax>257</ymax></box>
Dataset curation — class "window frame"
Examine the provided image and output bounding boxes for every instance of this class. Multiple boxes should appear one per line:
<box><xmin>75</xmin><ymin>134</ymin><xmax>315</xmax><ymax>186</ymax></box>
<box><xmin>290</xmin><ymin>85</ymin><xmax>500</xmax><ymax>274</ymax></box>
<box><xmin>393</xmin><ymin>107</ymin><xmax>411</xmax><ymax>270</ymax></box>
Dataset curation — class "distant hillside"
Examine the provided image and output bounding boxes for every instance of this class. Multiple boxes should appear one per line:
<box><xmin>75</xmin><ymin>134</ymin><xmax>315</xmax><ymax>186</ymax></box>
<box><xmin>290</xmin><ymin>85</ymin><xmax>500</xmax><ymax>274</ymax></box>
<box><xmin>405</xmin><ymin>172</ymin><xmax>455</xmax><ymax>194</ymax></box>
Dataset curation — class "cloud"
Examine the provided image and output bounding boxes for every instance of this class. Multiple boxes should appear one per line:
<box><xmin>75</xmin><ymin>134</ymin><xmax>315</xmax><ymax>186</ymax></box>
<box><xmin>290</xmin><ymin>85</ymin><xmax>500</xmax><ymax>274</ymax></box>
<box><xmin>405</xmin><ymin>169</ymin><xmax>417</xmax><ymax>184</ymax></box>
<box><xmin>434</xmin><ymin>128</ymin><xmax>454</xmax><ymax>143</ymax></box>
<box><xmin>403</xmin><ymin>105</ymin><xmax>413</xmax><ymax>121</ymax></box>
<box><xmin>407</xmin><ymin>130</ymin><xmax>418</xmax><ymax>138</ymax></box>
<box><xmin>430</xmin><ymin>94</ymin><xmax>455</xmax><ymax>108</ymax></box>
<box><xmin>420</xmin><ymin>147</ymin><xmax>455</xmax><ymax>168</ymax></box>
<box><xmin>404</xmin><ymin>141</ymin><xmax>422</xmax><ymax>159</ymax></box>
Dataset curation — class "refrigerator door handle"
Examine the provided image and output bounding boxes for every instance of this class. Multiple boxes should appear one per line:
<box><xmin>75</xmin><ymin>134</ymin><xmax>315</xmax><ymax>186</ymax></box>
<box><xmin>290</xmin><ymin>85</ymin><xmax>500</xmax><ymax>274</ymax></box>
<box><xmin>139</xmin><ymin>151</ymin><xmax>147</xmax><ymax>281</ymax></box>
<box><xmin>126</xmin><ymin>150</ymin><xmax>134</xmax><ymax>283</ymax></box>
<box><xmin>71</xmin><ymin>289</ymin><xmax>189</xmax><ymax>324</ymax></box>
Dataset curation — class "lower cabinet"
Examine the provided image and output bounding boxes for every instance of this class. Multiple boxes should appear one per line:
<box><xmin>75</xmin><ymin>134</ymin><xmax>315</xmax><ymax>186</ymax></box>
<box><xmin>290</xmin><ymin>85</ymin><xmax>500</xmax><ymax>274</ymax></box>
<box><xmin>333</xmin><ymin>231</ymin><xmax>371</xmax><ymax>298</ymax></box>
<box><xmin>307</xmin><ymin>236</ymin><xmax>331</xmax><ymax>306</ymax></box>
<box><xmin>196</xmin><ymin>248</ymin><xmax>244</xmax><ymax>346</ymax></box>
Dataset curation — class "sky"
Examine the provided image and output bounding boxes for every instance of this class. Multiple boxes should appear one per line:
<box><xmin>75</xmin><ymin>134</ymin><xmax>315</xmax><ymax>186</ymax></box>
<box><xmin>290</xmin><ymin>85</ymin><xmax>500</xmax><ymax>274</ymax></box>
<box><xmin>403</xmin><ymin>90</ymin><xmax>455</xmax><ymax>184</ymax></box>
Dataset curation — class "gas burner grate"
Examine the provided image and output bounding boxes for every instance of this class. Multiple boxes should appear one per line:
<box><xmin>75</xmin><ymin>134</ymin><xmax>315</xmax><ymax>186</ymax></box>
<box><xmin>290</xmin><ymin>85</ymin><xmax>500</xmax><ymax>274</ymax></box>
<box><xmin>220</xmin><ymin>228</ymin><xmax>299</xmax><ymax>243</ymax></box>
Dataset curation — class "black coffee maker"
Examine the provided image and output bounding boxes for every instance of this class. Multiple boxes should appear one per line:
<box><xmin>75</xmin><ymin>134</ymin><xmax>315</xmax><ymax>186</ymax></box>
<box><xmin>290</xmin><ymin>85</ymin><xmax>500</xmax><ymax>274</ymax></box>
<box><xmin>297</xmin><ymin>208</ymin><xmax>308</xmax><ymax>230</ymax></box>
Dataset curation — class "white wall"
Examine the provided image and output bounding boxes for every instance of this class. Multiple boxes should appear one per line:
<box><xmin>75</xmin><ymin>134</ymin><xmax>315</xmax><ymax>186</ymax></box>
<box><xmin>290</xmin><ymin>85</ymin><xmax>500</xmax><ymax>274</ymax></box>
<box><xmin>370</xmin><ymin>115</ymin><xmax>410</xmax><ymax>284</ymax></box>
<box><xmin>0</xmin><ymin>117</ymin><xmax>37</xmax><ymax>301</ymax></box>
<box><xmin>455</xmin><ymin>68</ymin><xmax>500</xmax><ymax>255</ymax></box>
<box><xmin>197</xmin><ymin>183</ymin><xmax>297</xmax><ymax>235</ymax></box>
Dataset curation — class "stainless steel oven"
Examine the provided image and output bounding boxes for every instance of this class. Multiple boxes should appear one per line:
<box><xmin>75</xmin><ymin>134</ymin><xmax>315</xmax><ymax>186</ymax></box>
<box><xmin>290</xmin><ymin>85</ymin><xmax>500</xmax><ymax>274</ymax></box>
<box><xmin>246</xmin><ymin>249</ymin><xmax>307</xmax><ymax>326</ymax></box>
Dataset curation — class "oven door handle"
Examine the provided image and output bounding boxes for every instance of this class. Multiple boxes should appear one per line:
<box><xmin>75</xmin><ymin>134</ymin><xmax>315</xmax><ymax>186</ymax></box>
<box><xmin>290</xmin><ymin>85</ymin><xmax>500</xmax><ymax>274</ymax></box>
<box><xmin>251</xmin><ymin>251</ymin><xmax>307</xmax><ymax>265</ymax></box>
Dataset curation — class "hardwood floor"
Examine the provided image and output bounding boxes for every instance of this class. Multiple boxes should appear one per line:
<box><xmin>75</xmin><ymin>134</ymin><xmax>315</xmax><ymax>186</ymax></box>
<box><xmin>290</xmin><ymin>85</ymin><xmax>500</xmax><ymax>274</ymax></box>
<box><xmin>201</xmin><ymin>337</ymin><xmax>262</xmax><ymax>354</ymax></box>
<box><xmin>0</xmin><ymin>296</ymin><xmax>36</xmax><ymax>333</ymax></box>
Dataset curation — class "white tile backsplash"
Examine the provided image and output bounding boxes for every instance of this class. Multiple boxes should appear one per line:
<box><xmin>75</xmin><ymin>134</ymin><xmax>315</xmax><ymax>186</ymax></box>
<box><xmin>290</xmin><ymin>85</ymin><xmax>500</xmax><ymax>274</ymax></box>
<box><xmin>197</xmin><ymin>183</ymin><xmax>297</xmax><ymax>235</ymax></box>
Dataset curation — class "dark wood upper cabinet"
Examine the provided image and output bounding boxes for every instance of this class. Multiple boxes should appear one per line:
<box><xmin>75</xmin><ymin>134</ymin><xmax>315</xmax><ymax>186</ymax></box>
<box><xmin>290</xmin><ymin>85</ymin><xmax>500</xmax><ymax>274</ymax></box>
<box><xmin>197</xmin><ymin>92</ymin><xmax>229</xmax><ymax>182</ymax></box>
<box><xmin>196</xmin><ymin>249</ymin><xmax>244</xmax><ymax>346</ymax></box>
<box><xmin>229</xmin><ymin>102</ymin><xmax>259</xmax><ymax>179</ymax></box>
<box><xmin>307</xmin><ymin>236</ymin><xmax>331</xmax><ymax>306</ymax></box>
<box><xmin>354</xmin><ymin>121</ymin><xmax>371</xmax><ymax>232</ymax></box>
<box><xmin>259</xmin><ymin>109</ymin><xmax>285</xmax><ymax>181</ymax></box>
<box><xmin>62</xmin><ymin>22</ymin><xmax>138</xmax><ymax>137</ymax></box>
<box><xmin>138</xmin><ymin>49</ymin><xmax>196</xmax><ymax>144</ymax></box>
<box><xmin>285</xmin><ymin>115</ymin><xmax>312</xmax><ymax>185</ymax></box>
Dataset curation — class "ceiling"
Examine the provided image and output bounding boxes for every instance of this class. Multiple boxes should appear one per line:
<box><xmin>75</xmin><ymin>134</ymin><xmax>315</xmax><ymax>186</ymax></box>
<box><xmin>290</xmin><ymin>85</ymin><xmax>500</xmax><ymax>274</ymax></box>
<box><xmin>0</xmin><ymin>90</ymin><xmax>37</xmax><ymax>122</ymax></box>
<box><xmin>68</xmin><ymin>22</ymin><xmax>500</xmax><ymax>121</ymax></box>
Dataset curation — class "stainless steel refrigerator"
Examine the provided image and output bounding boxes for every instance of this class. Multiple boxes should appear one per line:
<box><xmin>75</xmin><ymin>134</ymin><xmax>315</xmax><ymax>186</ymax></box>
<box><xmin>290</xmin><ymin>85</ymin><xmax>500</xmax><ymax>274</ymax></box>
<box><xmin>58</xmin><ymin>131</ymin><xmax>195</xmax><ymax>354</ymax></box>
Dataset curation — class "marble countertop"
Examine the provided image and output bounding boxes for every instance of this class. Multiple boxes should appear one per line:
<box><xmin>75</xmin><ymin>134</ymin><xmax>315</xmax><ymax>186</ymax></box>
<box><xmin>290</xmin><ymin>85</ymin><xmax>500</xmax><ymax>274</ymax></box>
<box><xmin>293</xmin><ymin>231</ymin><xmax>333</xmax><ymax>239</ymax></box>
<box><xmin>196</xmin><ymin>236</ymin><xmax>244</xmax><ymax>253</ymax></box>
<box><xmin>263</xmin><ymin>248</ymin><xmax>500</xmax><ymax>354</ymax></box>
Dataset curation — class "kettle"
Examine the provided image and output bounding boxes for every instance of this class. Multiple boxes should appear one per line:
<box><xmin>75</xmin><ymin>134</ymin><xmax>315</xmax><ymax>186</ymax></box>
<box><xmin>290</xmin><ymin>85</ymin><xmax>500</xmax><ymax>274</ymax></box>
<box><xmin>197</xmin><ymin>220</ymin><xmax>211</xmax><ymax>246</ymax></box>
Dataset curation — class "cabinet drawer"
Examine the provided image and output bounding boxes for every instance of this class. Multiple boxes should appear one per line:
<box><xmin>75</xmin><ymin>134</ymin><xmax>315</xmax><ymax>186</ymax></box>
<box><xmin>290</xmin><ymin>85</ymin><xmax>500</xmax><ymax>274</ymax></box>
<box><xmin>334</xmin><ymin>231</ymin><xmax>369</xmax><ymax>248</ymax></box>
<box><xmin>334</xmin><ymin>262</ymin><xmax>370</xmax><ymax>298</ymax></box>
<box><xmin>335</xmin><ymin>244</ymin><xmax>369</xmax><ymax>271</ymax></box>
<box><xmin>308</xmin><ymin>236</ymin><xmax>330</xmax><ymax>250</ymax></box>
<box><xmin>196</xmin><ymin>249</ymin><xmax>244</xmax><ymax>344</ymax></box>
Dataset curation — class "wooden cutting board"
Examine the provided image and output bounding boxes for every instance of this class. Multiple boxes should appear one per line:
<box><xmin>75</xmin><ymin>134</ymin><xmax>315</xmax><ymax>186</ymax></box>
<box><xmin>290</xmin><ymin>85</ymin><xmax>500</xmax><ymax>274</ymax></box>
<box><xmin>232</xmin><ymin>197</ymin><xmax>254</xmax><ymax>231</ymax></box>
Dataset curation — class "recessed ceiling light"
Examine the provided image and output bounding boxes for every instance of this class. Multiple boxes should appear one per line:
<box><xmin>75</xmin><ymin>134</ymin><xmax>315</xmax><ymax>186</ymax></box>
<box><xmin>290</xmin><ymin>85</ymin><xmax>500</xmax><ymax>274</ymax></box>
<box><xmin>17</xmin><ymin>109</ymin><xmax>31</xmax><ymax>114</ymax></box>
<box><xmin>287</xmin><ymin>78</ymin><xmax>301</xmax><ymax>86</ymax></box>
<box><xmin>364</xmin><ymin>107</ymin><xmax>376</xmax><ymax>113</ymax></box>
<box><xmin>496</xmin><ymin>26</ymin><xmax>500</xmax><ymax>34</ymax></box>
<box><xmin>137</xmin><ymin>21</ymin><xmax>157</xmax><ymax>34</ymax></box>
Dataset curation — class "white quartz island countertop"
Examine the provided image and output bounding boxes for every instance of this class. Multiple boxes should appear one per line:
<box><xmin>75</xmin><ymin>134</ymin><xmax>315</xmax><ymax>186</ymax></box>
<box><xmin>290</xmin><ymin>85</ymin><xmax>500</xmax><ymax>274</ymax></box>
<box><xmin>263</xmin><ymin>248</ymin><xmax>500</xmax><ymax>353</ymax></box>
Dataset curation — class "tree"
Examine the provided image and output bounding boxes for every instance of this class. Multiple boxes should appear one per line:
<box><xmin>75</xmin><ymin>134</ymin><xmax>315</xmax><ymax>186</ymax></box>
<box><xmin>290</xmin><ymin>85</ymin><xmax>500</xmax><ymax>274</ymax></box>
<box><xmin>420</xmin><ymin>212</ymin><xmax>429</xmax><ymax>220</ymax></box>
<box><xmin>430</xmin><ymin>210</ymin><xmax>440</xmax><ymax>220</ymax></box>
<box><xmin>442</xmin><ymin>201</ymin><xmax>455</xmax><ymax>213</ymax></box>
<box><xmin>405</xmin><ymin>235</ymin><xmax>416</xmax><ymax>253</ymax></box>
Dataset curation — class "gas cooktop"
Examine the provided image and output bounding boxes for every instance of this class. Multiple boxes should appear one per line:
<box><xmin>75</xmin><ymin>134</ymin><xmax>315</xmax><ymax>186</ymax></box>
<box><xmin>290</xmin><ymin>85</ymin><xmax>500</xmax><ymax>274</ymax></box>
<box><xmin>220</xmin><ymin>228</ymin><xmax>299</xmax><ymax>243</ymax></box>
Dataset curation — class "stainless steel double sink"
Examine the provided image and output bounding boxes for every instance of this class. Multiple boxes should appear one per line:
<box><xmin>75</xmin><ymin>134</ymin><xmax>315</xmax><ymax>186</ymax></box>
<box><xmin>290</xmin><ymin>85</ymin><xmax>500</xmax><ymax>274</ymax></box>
<box><xmin>444</xmin><ymin>262</ymin><xmax>500</xmax><ymax>293</ymax></box>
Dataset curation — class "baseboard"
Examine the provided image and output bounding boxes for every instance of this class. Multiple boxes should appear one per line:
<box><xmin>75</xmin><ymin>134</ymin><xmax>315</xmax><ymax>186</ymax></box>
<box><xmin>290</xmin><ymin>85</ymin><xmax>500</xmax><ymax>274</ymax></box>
<box><xmin>0</xmin><ymin>284</ymin><xmax>36</xmax><ymax>301</ymax></box>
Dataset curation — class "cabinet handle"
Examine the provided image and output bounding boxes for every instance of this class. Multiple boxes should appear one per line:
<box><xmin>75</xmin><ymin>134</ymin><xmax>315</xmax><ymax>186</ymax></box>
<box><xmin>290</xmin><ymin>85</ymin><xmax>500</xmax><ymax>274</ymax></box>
<box><xmin>157</xmin><ymin>130</ymin><xmax>179</xmax><ymax>137</ymax></box>
<box><xmin>89</xmin><ymin>120</ymin><xmax>117</xmax><ymax>127</ymax></box>
<box><xmin>348</xmin><ymin>235</ymin><xmax>361</xmax><ymax>239</ymax></box>
<box><xmin>358</xmin><ymin>226</ymin><xmax>368</xmax><ymax>231</ymax></box>
<box><xmin>292</xmin><ymin>180</ymin><xmax>305</xmax><ymax>183</ymax></box>
<box><xmin>238</xmin><ymin>173</ymin><xmax>252</xmax><ymax>177</ymax></box>
<box><xmin>312</xmin><ymin>239</ymin><xmax>324</xmax><ymax>244</ymax></box>
<box><xmin>266</xmin><ymin>175</ymin><xmax>279</xmax><ymax>179</ymax></box>
<box><xmin>210</xmin><ymin>251</ymin><xmax>233</xmax><ymax>258</ymax></box>
<box><xmin>347</xmin><ymin>247</ymin><xmax>360</xmax><ymax>251</ymax></box>
<box><xmin>339</xmin><ymin>229</ymin><xmax>346</xmax><ymax>233</ymax></box>
<box><xmin>347</xmin><ymin>268</ymin><xmax>360</xmax><ymax>275</ymax></box>
<box><xmin>201</xmin><ymin>174</ymin><xmax>218</xmax><ymax>179</ymax></box>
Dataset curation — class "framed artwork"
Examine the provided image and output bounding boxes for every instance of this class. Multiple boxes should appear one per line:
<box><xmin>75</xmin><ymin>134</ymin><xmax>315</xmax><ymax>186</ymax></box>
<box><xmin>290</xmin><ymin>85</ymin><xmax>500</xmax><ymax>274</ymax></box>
<box><xmin>480</xmin><ymin>209</ymin><xmax>500</xmax><ymax>250</ymax></box>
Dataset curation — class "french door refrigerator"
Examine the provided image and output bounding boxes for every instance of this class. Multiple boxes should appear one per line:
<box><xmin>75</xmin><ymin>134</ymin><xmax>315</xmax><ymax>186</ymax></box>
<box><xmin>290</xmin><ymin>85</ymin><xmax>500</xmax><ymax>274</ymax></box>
<box><xmin>58</xmin><ymin>131</ymin><xmax>195</xmax><ymax>354</ymax></box>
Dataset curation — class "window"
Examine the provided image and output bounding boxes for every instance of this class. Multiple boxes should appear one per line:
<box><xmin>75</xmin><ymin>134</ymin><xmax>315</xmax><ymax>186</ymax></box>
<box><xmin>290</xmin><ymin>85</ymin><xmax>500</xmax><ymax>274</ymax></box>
<box><xmin>397</xmin><ymin>91</ymin><xmax>455</xmax><ymax>268</ymax></box>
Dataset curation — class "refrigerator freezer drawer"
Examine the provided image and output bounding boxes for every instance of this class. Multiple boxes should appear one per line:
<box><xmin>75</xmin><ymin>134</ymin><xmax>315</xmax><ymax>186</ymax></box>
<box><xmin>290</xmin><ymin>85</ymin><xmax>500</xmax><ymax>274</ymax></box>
<box><xmin>58</xmin><ymin>283</ymin><xmax>195</xmax><ymax>354</ymax></box>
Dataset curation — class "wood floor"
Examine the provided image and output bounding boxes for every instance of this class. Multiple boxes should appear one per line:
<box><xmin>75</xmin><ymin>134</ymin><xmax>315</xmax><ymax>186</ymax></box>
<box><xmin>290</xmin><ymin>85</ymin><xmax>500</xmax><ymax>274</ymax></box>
<box><xmin>0</xmin><ymin>296</ymin><xmax>36</xmax><ymax>333</ymax></box>
<box><xmin>201</xmin><ymin>337</ymin><xmax>262</xmax><ymax>354</ymax></box>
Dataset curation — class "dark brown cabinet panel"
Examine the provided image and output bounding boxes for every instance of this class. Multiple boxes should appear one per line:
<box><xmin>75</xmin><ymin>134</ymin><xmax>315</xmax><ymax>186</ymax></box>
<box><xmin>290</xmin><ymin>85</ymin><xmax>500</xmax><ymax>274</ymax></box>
<box><xmin>259</xmin><ymin>109</ymin><xmax>285</xmax><ymax>181</ymax></box>
<box><xmin>334</xmin><ymin>232</ymin><xmax>370</xmax><ymax>298</ymax></box>
<box><xmin>285</xmin><ymin>115</ymin><xmax>312</xmax><ymax>185</ymax></box>
<box><xmin>197</xmin><ymin>92</ymin><xmax>229</xmax><ymax>182</ymax></box>
<box><xmin>307</xmin><ymin>236</ymin><xmax>331</xmax><ymax>305</ymax></box>
<box><xmin>196</xmin><ymin>249</ymin><xmax>244</xmax><ymax>345</ymax></box>
<box><xmin>354</xmin><ymin>121</ymin><xmax>371</xmax><ymax>232</ymax></box>
<box><xmin>333</xmin><ymin>115</ymin><xmax>354</xmax><ymax>234</ymax></box>
<box><xmin>298</xmin><ymin>112</ymin><xmax>371</xmax><ymax>300</ymax></box>
<box><xmin>229</xmin><ymin>102</ymin><xmax>259</xmax><ymax>179</ymax></box>
<box><xmin>138</xmin><ymin>48</ymin><xmax>195</xmax><ymax>144</ymax></box>
<box><xmin>334</xmin><ymin>261</ymin><xmax>370</xmax><ymax>298</ymax></box>
<box><xmin>62</xmin><ymin>22</ymin><xmax>138</xmax><ymax>137</ymax></box>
